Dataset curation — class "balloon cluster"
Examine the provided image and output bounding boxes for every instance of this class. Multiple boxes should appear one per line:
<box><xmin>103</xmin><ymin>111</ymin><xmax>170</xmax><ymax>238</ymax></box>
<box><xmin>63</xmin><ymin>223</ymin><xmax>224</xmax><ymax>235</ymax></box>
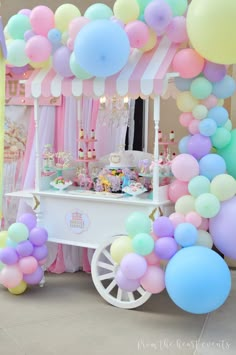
<box><xmin>4</xmin><ymin>0</ymin><xmax>189</xmax><ymax>78</ymax></box>
<box><xmin>0</xmin><ymin>213</ymin><xmax>48</xmax><ymax>295</ymax></box>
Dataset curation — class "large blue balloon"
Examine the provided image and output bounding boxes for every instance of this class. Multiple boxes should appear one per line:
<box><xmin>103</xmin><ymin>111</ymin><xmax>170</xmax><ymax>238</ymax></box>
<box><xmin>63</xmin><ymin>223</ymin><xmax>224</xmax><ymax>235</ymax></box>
<box><xmin>165</xmin><ymin>246</ymin><xmax>231</xmax><ymax>314</ymax></box>
<box><xmin>74</xmin><ymin>19</ymin><xmax>130</xmax><ymax>77</ymax></box>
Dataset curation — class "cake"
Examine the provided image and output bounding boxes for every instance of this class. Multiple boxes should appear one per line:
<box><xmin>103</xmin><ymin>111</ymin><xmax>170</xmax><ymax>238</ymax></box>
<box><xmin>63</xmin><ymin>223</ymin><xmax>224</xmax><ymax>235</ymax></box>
<box><xmin>109</xmin><ymin>150</ymin><xmax>134</xmax><ymax>168</ymax></box>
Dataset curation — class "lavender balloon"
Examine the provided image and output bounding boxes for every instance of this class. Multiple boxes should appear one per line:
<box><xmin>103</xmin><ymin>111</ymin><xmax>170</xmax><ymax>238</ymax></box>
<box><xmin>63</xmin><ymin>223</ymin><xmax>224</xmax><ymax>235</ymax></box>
<box><xmin>16</xmin><ymin>240</ymin><xmax>34</xmax><ymax>257</ymax></box>
<box><xmin>144</xmin><ymin>0</ymin><xmax>173</xmax><ymax>33</ymax></box>
<box><xmin>24</xmin><ymin>30</ymin><xmax>36</xmax><ymax>42</ymax></box>
<box><xmin>23</xmin><ymin>266</ymin><xmax>44</xmax><ymax>285</ymax></box>
<box><xmin>120</xmin><ymin>253</ymin><xmax>147</xmax><ymax>280</ymax></box>
<box><xmin>18</xmin><ymin>9</ymin><xmax>31</xmax><ymax>17</ymax></box>
<box><xmin>0</xmin><ymin>247</ymin><xmax>19</xmax><ymax>265</ymax></box>
<box><xmin>154</xmin><ymin>237</ymin><xmax>178</xmax><ymax>260</ymax></box>
<box><xmin>29</xmin><ymin>227</ymin><xmax>48</xmax><ymax>246</ymax></box>
<box><xmin>115</xmin><ymin>268</ymin><xmax>140</xmax><ymax>292</ymax></box>
<box><xmin>32</xmin><ymin>245</ymin><xmax>48</xmax><ymax>261</ymax></box>
<box><xmin>203</xmin><ymin>62</ymin><xmax>227</xmax><ymax>83</ymax></box>
<box><xmin>187</xmin><ymin>134</ymin><xmax>212</xmax><ymax>160</ymax></box>
<box><xmin>53</xmin><ymin>46</ymin><xmax>73</xmax><ymax>78</ymax></box>
<box><xmin>17</xmin><ymin>213</ymin><xmax>37</xmax><ymax>232</ymax></box>
<box><xmin>153</xmin><ymin>216</ymin><xmax>174</xmax><ymax>238</ymax></box>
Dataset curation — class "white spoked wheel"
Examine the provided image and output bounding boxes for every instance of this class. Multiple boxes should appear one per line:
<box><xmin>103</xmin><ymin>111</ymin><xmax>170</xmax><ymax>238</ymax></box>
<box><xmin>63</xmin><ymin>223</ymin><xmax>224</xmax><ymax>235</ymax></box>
<box><xmin>91</xmin><ymin>236</ymin><xmax>152</xmax><ymax>309</ymax></box>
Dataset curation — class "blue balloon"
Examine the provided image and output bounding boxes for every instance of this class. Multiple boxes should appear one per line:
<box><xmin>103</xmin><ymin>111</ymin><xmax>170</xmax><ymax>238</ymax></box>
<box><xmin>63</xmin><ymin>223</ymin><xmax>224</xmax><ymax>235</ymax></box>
<box><xmin>175</xmin><ymin>77</ymin><xmax>192</xmax><ymax>91</ymax></box>
<box><xmin>174</xmin><ymin>223</ymin><xmax>198</xmax><ymax>247</ymax></box>
<box><xmin>74</xmin><ymin>19</ymin><xmax>130</xmax><ymax>77</ymax></box>
<box><xmin>208</xmin><ymin>106</ymin><xmax>229</xmax><ymax>127</ymax></box>
<box><xmin>199</xmin><ymin>154</ymin><xmax>226</xmax><ymax>180</ymax></box>
<box><xmin>165</xmin><ymin>246</ymin><xmax>231</xmax><ymax>314</ymax></box>
<box><xmin>48</xmin><ymin>28</ymin><xmax>62</xmax><ymax>44</ymax></box>
<box><xmin>212</xmin><ymin>75</ymin><xmax>236</xmax><ymax>99</ymax></box>
<box><xmin>199</xmin><ymin>118</ymin><xmax>217</xmax><ymax>136</ymax></box>
<box><xmin>178</xmin><ymin>135</ymin><xmax>191</xmax><ymax>153</ymax></box>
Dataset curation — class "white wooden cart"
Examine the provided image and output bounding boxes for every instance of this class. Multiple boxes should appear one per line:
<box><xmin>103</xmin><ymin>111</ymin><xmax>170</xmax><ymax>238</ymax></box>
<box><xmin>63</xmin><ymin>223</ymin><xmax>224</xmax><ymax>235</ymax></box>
<box><xmin>6</xmin><ymin>36</ymin><xmax>178</xmax><ymax>309</ymax></box>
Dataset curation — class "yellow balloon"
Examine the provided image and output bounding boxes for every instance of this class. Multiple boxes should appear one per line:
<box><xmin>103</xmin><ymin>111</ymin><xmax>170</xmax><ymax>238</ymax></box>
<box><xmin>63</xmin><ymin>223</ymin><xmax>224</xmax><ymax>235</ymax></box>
<box><xmin>186</xmin><ymin>0</ymin><xmax>236</xmax><ymax>64</ymax></box>
<box><xmin>210</xmin><ymin>174</ymin><xmax>236</xmax><ymax>201</ymax></box>
<box><xmin>113</xmin><ymin>0</ymin><xmax>140</xmax><ymax>24</ymax></box>
<box><xmin>140</xmin><ymin>29</ymin><xmax>157</xmax><ymax>52</ymax></box>
<box><xmin>175</xmin><ymin>195</ymin><xmax>196</xmax><ymax>215</ymax></box>
<box><xmin>30</xmin><ymin>57</ymin><xmax>52</xmax><ymax>69</ymax></box>
<box><xmin>55</xmin><ymin>4</ymin><xmax>81</xmax><ymax>32</ymax></box>
<box><xmin>8</xmin><ymin>281</ymin><xmax>27</xmax><ymax>295</ymax></box>
<box><xmin>0</xmin><ymin>231</ymin><xmax>8</xmax><ymax>248</ymax></box>
<box><xmin>217</xmin><ymin>99</ymin><xmax>224</xmax><ymax>107</ymax></box>
<box><xmin>110</xmin><ymin>236</ymin><xmax>134</xmax><ymax>264</ymax></box>
<box><xmin>176</xmin><ymin>91</ymin><xmax>199</xmax><ymax>112</ymax></box>
<box><xmin>195</xmin><ymin>230</ymin><xmax>213</xmax><ymax>249</ymax></box>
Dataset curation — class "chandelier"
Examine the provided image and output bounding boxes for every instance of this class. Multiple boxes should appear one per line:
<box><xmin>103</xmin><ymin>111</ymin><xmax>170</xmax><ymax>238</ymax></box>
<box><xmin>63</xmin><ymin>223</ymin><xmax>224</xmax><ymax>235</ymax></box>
<box><xmin>98</xmin><ymin>96</ymin><xmax>130</xmax><ymax>127</ymax></box>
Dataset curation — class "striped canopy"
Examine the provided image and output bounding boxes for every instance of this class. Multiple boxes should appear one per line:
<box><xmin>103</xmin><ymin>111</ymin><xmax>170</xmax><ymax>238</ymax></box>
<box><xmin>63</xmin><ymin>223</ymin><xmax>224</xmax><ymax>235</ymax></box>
<box><xmin>25</xmin><ymin>36</ymin><xmax>179</xmax><ymax>100</ymax></box>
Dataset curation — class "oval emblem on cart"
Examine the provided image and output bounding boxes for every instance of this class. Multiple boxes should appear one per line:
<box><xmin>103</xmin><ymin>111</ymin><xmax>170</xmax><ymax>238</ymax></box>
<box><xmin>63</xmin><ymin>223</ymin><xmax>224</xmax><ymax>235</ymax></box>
<box><xmin>65</xmin><ymin>209</ymin><xmax>90</xmax><ymax>234</ymax></box>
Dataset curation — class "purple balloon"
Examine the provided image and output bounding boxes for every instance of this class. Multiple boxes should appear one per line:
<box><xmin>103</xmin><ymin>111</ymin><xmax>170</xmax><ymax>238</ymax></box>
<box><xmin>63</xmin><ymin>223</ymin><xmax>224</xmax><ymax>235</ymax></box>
<box><xmin>11</xmin><ymin>64</ymin><xmax>30</xmax><ymax>75</ymax></box>
<box><xmin>203</xmin><ymin>62</ymin><xmax>227</xmax><ymax>83</ymax></box>
<box><xmin>16</xmin><ymin>240</ymin><xmax>34</xmax><ymax>257</ymax></box>
<box><xmin>24</xmin><ymin>30</ymin><xmax>36</xmax><ymax>42</ymax></box>
<box><xmin>187</xmin><ymin>133</ymin><xmax>212</xmax><ymax>160</ymax></box>
<box><xmin>144</xmin><ymin>0</ymin><xmax>172</xmax><ymax>33</ymax></box>
<box><xmin>209</xmin><ymin>196</ymin><xmax>236</xmax><ymax>259</ymax></box>
<box><xmin>53</xmin><ymin>46</ymin><xmax>73</xmax><ymax>78</ymax></box>
<box><xmin>110</xmin><ymin>16</ymin><xmax>125</xmax><ymax>28</ymax></box>
<box><xmin>120</xmin><ymin>253</ymin><xmax>147</xmax><ymax>280</ymax></box>
<box><xmin>17</xmin><ymin>213</ymin><xmax>37</xmax><ymax>232</ymax></box>
<box><xmin>154</xmin><ymin>237</ymin><xmax>178</xmax><ymax>260</ymax></box>
<box><xmin>29</xmin><ymin>227</ymin><xmax>48</xmax><ymax>246</ymax></box>
<box><xmin>0</xmin><ymin>247</ymin><xmax>19</xmax><ymax>265</ymax></box>
<box><xmin>23</xmin><ymin>266</ymin><xmax>43</xmax><ymax>285</ymax></box>
<box><xmin>18</xmin><ymin>9</ymin><xmax>31</xmax><ymax>17</ymax></box>
<box><xmin>115</xmin><ymin>268</ymin><xmax>140</xmax><ymax>292</ymax></box>
<box><xmin>153</xmin><ymin>216</ymin><xmax>174</xmax><ymax>238</ymax></box>
<box><xmin>32</xmin><ymin>245</ymin><xmax>48</xmax><ymax>261</ymax></box>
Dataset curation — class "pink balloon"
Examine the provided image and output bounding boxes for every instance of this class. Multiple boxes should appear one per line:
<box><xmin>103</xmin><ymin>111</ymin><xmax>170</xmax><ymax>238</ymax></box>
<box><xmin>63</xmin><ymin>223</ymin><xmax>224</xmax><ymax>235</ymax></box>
<box><xmin>172</xmin><ymin>49</ymin><xmax>205</xmax><ymax>79</ymax></box>
<box><xmin>1</xmin><ymin>265</ymin><xmax>23</xmax><ymax>289</ymax></box>
<box><xmin>140</xmin><ymin>266</ymin><xmax>165</xmax><ymax>294</ymax></box>
<box><xmin>68</xmin><ymin>17</ymin><xmax>90</xmax><ymax>41</ymax></box>
<box><xmin>145</xmin><ymin>251</ymin><xmax>161</xmax><ymax>265</ymax></box>
<box><xmin>30</xmin><ymin>6</ymin><xmax>55</xmax><ymax>36</ymax></box>
<box><xmin>26</xmin><ymin>35</ymin><xmax>52</xmax><ymax>62</ymax></box>
<box><xmin>168</xmin><ymin>179</ymin><xmax>189</xmax><ymax>202</ymax></box>
<box><xmin>199</xmin><ymin>217</ymin><xmax>209</xmax><ymax>231</ymax></box>
<box><xmin>201</xmin><ymin>95</ymin><xmax>218</xmax><ymax>109</ymax></box>
<box><xmin>188</xmin><ymin>119</ymin><xmax>200</xmax><ymax>135</ymax></box>
<box><xmin>185</xmin><ymin>212</ymin><xmax>202</xmax><ymax>228</ymax></box>
<box><xmin>169</xmin><ymin>212</ymin><xmax>185</xmax><ymax>228</ymax></box>
<box><xmin>179</xmin><ymin>112</ymin><xmax>194</xmax><ymax>127</ymax></box>
<box><xmin>67</xmin><ymin>38</ymin><xmax>74</xmax><ymax>51</ymax></box>
<box><xmin>167</xmin><ymin>16</ymin><xmax>188</xmax><ymax>44</ymax></box>
<box><xmin>125</xmin><ymin>20</ymin><xmax>149</xmax><ymax>48</ymax></box>
<box><xmin>19</xmin><ymin>256</ymin><xmax>38</xmax><ymax>274</ymax></box>
<box><xmin>171</xmin><ymin>154</ymin><xmax>200</xmax><ymax>182</ymax></box>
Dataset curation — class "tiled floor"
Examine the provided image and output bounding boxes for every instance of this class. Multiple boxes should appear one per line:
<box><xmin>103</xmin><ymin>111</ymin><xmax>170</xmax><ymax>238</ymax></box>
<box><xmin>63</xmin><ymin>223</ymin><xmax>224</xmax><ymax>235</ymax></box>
<box><xmin>0</xmin><ymin>271</ymin><xmax>235</xmax><ymax>355</ymax></box>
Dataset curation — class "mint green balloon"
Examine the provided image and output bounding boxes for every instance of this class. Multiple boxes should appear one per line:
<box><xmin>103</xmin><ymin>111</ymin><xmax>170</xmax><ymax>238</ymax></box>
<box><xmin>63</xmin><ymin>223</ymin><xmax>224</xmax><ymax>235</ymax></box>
<box><xmin>165</xmin><ymin>0</ymin><xmax>188</xmax><ymax>16</ymax></box>
<box><xmin>224</xmin><ymin>119</ymin><xmax>232</xmax><ymax>131</ymax></box>
<box><xmin>218</xmin><ymin>129</ymin><xmax>236</xmax><ymax>178</ymax></box>
<box><xmin>70</xmin><ymin>53</ymin><xmax>93</xmax><ymax>79</ymax></box>
<box><xmin>188</xmin><ymin>176</ymin><xmax>211</xmax><ymax>197</ymax></box>
<box><xmin>7</xmin><ymin>40</ymin><xmax>29</xmax><ymax>67</ymax></box>
<box><xmin>190</xmin><ymin>77</ymin><xmax>213</xmax><ymax>100</ymax></box>
<box><xmin>211</xmin><ymin>127</ymin><xmax>231</xmax><ymax>149</ymax></box>
<box><xmin>84</xmin><ymin>4</ymin><xmax>113</xmax><ymax>20</ymax></box>
<box><xmin>8</xmin><ymin>222</ymin><xmax>29</xmax><ymax>243</ymax></box>
<box><xmin>7</xmin><ymin>14</ymin><xmax>31</xmax><ymax>39</ymax></box>
<box><xmin>195</xmin><ymin>193</ymin><xmax>220</xmax><ymax>218</ymax></box>
<box><xmin>126</xmin><ymin>212</ymin><xmax>151</xmax><ymax>238</ymax></box>
<box><xmin>132</xmin><ymin>233</ymin><xmax>154</xmax><ymax>255</ymax></box>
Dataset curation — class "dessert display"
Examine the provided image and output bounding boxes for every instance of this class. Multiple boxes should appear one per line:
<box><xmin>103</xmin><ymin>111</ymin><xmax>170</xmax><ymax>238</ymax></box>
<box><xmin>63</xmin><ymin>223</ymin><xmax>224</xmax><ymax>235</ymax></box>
<box><xmin>50</xmin><ymin>176</ymin><xmax>72</xmax><ymax>191</ymax></box>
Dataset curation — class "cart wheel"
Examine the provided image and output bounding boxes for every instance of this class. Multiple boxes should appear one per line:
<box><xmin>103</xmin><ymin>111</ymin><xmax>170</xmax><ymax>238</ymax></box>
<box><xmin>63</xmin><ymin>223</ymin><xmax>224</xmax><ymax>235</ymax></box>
<box><xmin>91</xmin><ymin>236</ymin><xmax>152</xmax><ymax>309</ymax></box>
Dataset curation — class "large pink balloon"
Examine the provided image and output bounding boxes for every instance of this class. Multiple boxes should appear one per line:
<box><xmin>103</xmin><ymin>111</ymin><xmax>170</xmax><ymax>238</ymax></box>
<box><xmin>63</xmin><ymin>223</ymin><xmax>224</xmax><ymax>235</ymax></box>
<box><xmin>171</xmin><ymin>154</ymin><xmax>200</xmax><ymax>182</ymax></box>
<box><xmin>26</xmin><ymin>36</ymin><xmax>52</xmax><ymax>62</ymax></box>
<box><xmin>140</xmin><ymin>266</ymin><xmax>165</xmax><ymax>294</ymax></box>
<box><xmin>30</xmin><ymin>6</ymin><xmax>55</xmax><ymax>36</ymax></box>
<box><xmin>209</xmin><ymin>196</ymin><xmax>236</xmax><ymax>259</ymax></box>
<box><xmin>172</xmin><ymin>49</ymin><xmax>205</xmax><ymax>79</ymax></box>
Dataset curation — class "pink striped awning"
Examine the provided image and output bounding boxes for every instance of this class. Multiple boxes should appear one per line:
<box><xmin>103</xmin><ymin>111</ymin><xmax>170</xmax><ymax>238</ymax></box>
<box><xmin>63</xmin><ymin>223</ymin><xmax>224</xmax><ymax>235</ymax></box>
<box><xmin>25</xmin><ymin>36</ymin><xmax>179</xmax><ymax>100</ymax></box>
